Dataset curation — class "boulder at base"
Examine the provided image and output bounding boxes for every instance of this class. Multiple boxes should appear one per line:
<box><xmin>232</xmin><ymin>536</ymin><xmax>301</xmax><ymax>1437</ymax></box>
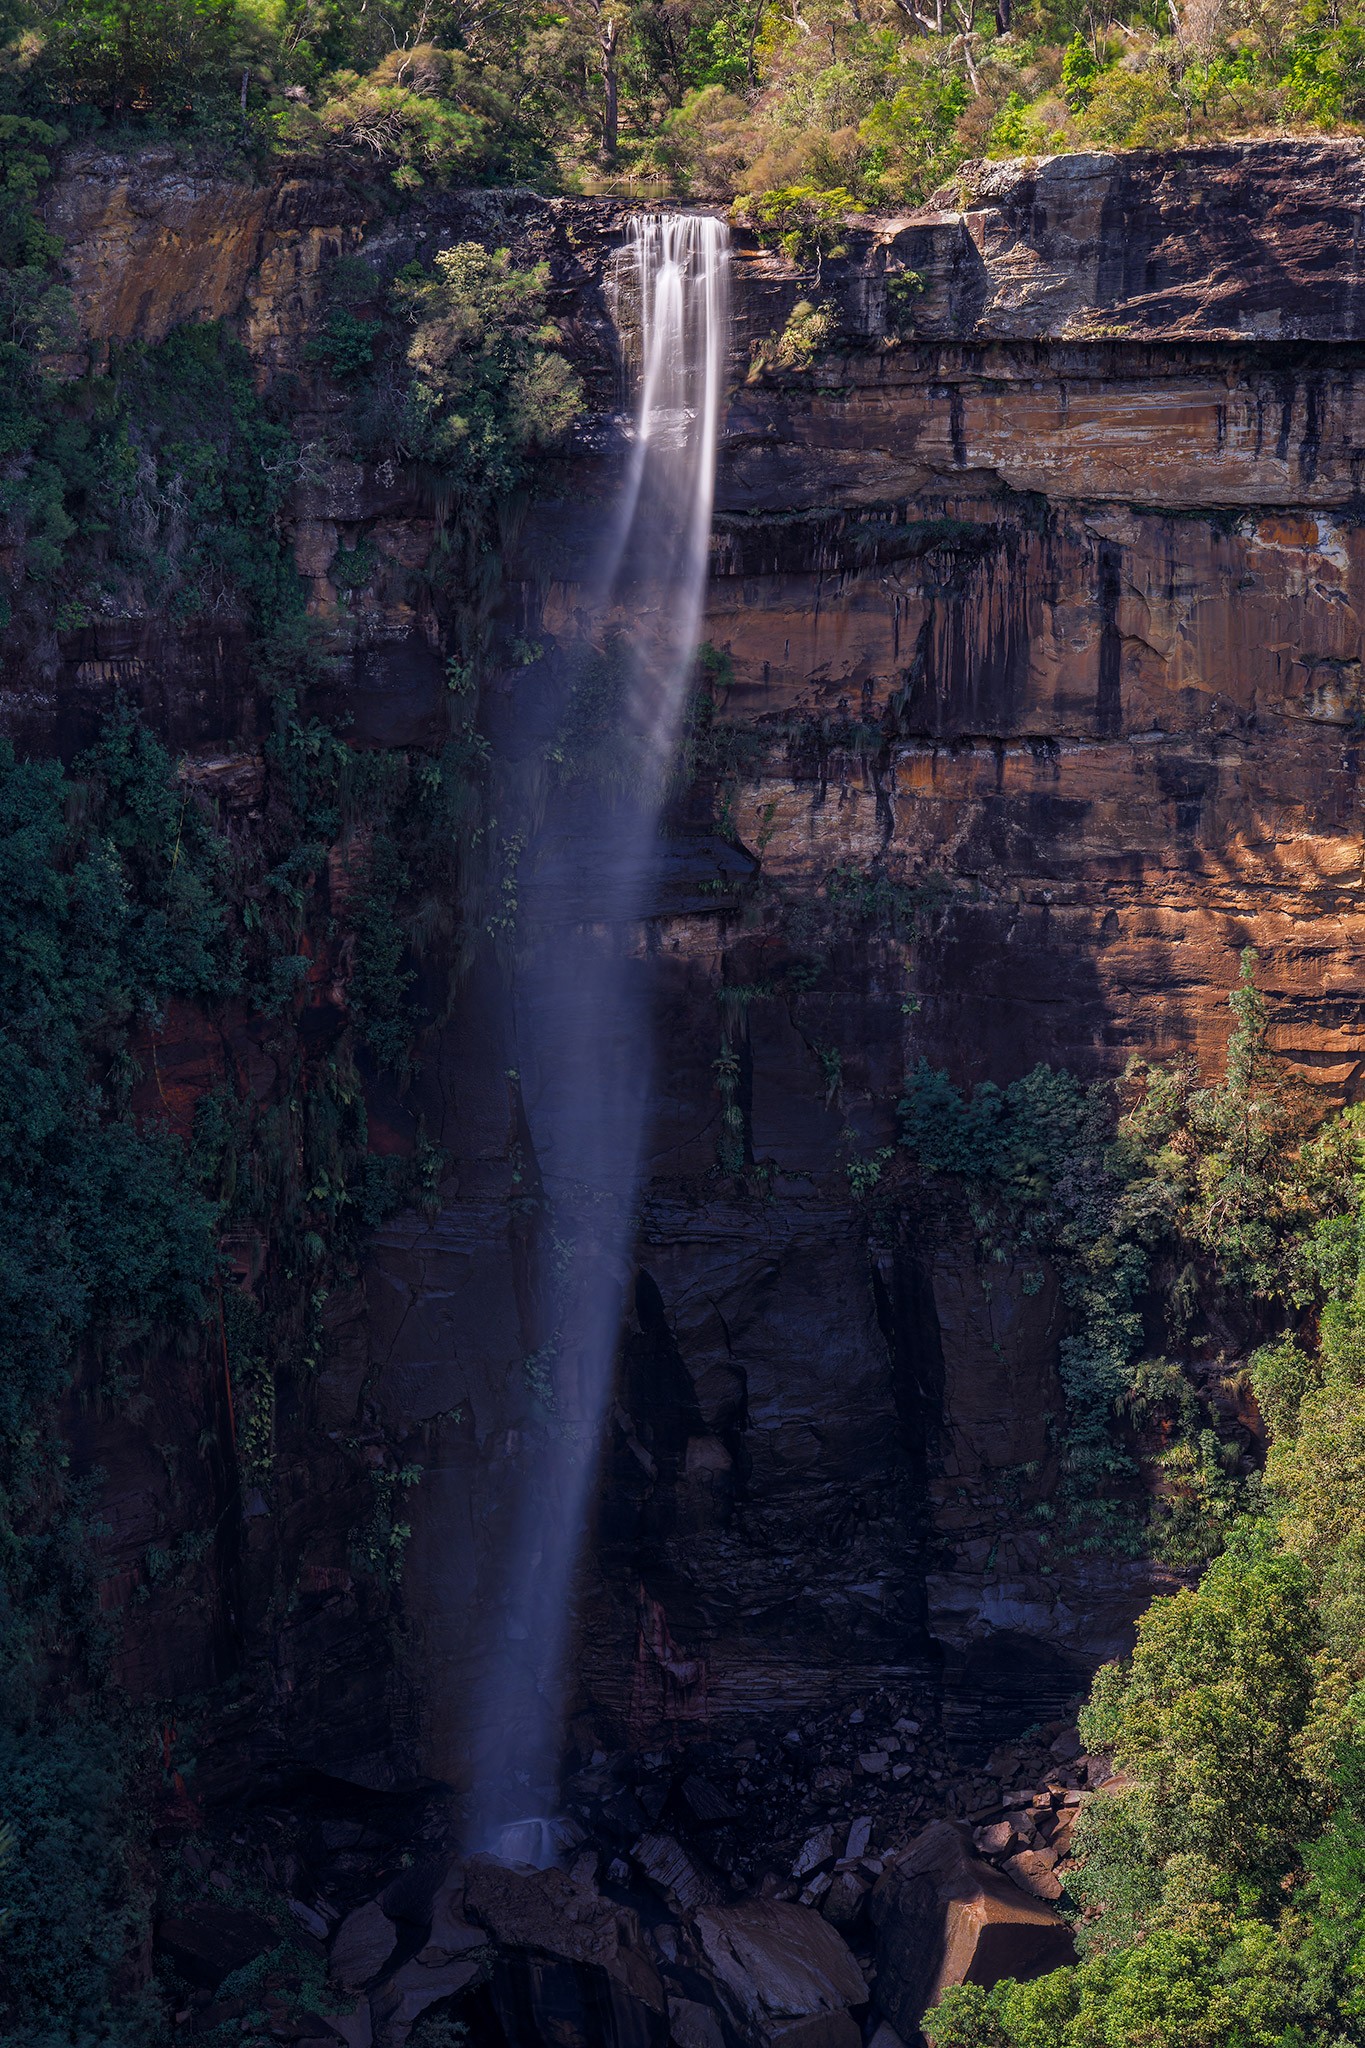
<box><xmin>371</xmin><ymin>1954</ymin><xmax>481</xmax><ymax>2048</ymax></box>
<box><xmin>462</xmin><ymin>1853</ymin><xmax>668</xmax><ymax>2048</ymax></box>
<box><xmin>329</xmin><ymin>1898</ymin><xmax>398</xmax><ymax>1993</ymax></box>
<box><xmin>693</xmin><ymin>1899</ymin><xmax>869</xmax><ymax>2047</ymax></box>
<box><xmin>869</xmin><ymin>1820</ymin><xmax>1075</xmax><ymax>2040</ymax></box>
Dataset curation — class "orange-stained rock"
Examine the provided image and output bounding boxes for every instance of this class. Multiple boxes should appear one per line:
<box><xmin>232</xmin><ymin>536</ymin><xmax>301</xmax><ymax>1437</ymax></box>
<box><xmin>31</xmin><ymin>143</ymin><xmax>1365</xmax><ymax>1799</ymax></box>
<box><xmin>44</xmin><ymin>147</ymin><xmax>274</xmax><ymax>356</ymax></box>
<box><xmin>869</xmin><ymin>1821</ymin><xmax>1075</xmax><ymax>2039</ymax></box>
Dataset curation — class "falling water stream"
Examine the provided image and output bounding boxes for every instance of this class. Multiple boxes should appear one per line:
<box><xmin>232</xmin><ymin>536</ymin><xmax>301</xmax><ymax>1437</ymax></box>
<box><xmin>468</xmin><ymin>214</ymin><xmax>730</xmax><ymax>1860</ymax></box>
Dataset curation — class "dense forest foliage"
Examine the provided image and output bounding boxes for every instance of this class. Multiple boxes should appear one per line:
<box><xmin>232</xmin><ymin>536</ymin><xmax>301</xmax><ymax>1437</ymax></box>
<box><xmin>913</xmin><ymin>973</ymin><xmax>1365</xmax><ymax>2047</ymax></box>
<box><xmin>0</xmin><ymin>0</ymin><xmax>1363</xmax><ymax>221</ymax></box>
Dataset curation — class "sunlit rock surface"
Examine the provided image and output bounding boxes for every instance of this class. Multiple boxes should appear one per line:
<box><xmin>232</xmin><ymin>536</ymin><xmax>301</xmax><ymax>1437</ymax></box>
<box><xmin>25</xmin><ymin>141</ymin><xmax>1365</xmax><ymax>1819</ymax></box>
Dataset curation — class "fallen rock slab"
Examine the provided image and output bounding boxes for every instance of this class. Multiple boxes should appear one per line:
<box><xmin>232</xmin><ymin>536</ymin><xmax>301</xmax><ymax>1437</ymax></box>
<box><xmin>793</xmin><ymin>1825</ymin><xmax>840</xmax><ymax>1879</ymax></box>
<box><xmin>870</xmin><ymin>1820</ymin><xmax>1075</xmax><ymax>2041</ymax></box>
<box><xmin>1002</xmin><ymin>1848</ymin><xmax>1063</xmax><ymax>1902</ymax></box>
<box><xmin>324</xmin><ymin>2007</ymin><xmax>373</xmax><ymax>2048</ymax></box>
<box><xmin>417</xmin><ymin>1869</ymin><xmax>487</xmax><ymax>1965</ymax></box>
<box><xmin>371</xmin><ymin>1954</ymin><xmax>480</xmax><ymax>2048</ymax></box>
<box><xmin>693</xmin><ymin>1899</ymin><xmax>868</xmax><ymax>2047</ymax></box>
<box><xmin>463</xmin><ymin>1854</ymin><xmax>667</xmax><ymax>2047</ymax></box>
<box><xmin>668</xmin><ymin>1996</ymin><xmax>727</xmax><ymax>2048</ymax></box>
<box><xmin>821</xmin><ymin>1868</ymin><xmax>869</xmax><ymax>1933</ymax></box>
<box><xmin>633</xmin><ymin>1832</ymin><xmax>722</xmax><ymax>1915</ymax></box>
<box><xmin>329</xmin><ymin>1898</ymin><xmax>397</xmax><ymax>1993</ymax></box>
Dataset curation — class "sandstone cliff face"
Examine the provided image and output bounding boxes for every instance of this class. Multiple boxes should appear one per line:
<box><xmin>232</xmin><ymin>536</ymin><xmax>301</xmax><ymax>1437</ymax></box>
<box><xmin>26</xmin><ymin>141</ymin><xmax>1365</xmax><ymax>1800</ymax></box>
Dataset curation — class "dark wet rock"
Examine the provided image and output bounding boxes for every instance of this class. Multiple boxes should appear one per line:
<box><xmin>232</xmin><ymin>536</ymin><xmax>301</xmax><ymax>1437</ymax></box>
<box><xmin>288</xmin><ymin>1899</ymin><xmax>331</xmax><ymax>1942</ymax></box>
<box><xmin>870</xmin><ymin>1821</ymin><xmax>1075</xmax><ymax>2040</ymax></box>
<box><xmin>797</xmin><ymin>1871</ymin><xmax>832</xmax><ymax>1910</ymax></box>
<box><xmin>290</xmin><ymin>2013</ymin><xmax>349</xmax><ymax>2041</ymax></box>
<box><xmin>792</xmin><ymin>1826</ymin><xmax>840</xmax><ymax>1879</ymax></box>
<box><xmin>462</xmin><ymin>1855</ymin><xmax>667</xmax><ymax>2047</ymax></box>
<box><xmin>632</xmin><ymin>1833</ymin><xmax>722</xmax><ymax>1915</ymax></box>
<box><xmin>693</xmin><ymin>1900</ymin><xmax>868</xmax><ymax>2047</ymax></box>
<box><xmin>329</xmin><ymin>1898</ymin><xmax>398</xmax><ymax>1992</ymax></box>
<box><xmin>416</xmin><ymin>1870</ymin><xmax>486</xmax><ymax>1966</ymax></box>
<box><xmin>600</xmin><ymin>1787</ymin><xmax>651</xmax><ymax>1835</ymax></box>
<box><xmin>680</xmin><ymin>1774</ymin><xmax>742</xmax><ymax>1827</ymax></box>
<box><xmin>189</xmin><ymin>1997</ymin><xmax>247</xmax><ymax>2034</ymax></box>
<box><xmin>820</xmin><ymin>1869</ymin><xmax>870</xmax><ymax>1934</ymax></box>
<box><xmin>811</xmin><ymin>1769</ymin><xmax>852</xmax><ymax>1800</ymax></box>
<box><xmin>157</xmin><ymin>1904</ymin><xmax>276</xmax><ymax>1989</ymax></box>
<box><xmin>371</xmin><ymin>1955</ymin><xmax>481</xmax><ymax>2048</ymax></box>
<box><xmin>322</xmin><ymin>2008</ymin><xmax>372</xmax><ymax>2048</ymax></box>
<box><xmin>844</xmin><ymin>1819</ymin><xmax>873</xmax><ymax>1860</ymax></box>
<box><xmin>668</xmin><ymin>1996</ymin><xmax>727</xmax><ymax>2048</ymax></box>
<box><xmin>380</xmin><ymin>1859</ymin><xmax>448</xmax><ymax>1930</ymax></box>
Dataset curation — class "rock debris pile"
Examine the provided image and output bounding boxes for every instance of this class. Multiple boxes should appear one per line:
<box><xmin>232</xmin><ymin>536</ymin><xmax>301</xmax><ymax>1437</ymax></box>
<box><xmin>159</xmin><ymin>1711</ymin><xmax>1114</xmax><ymax>2046</ymax></box>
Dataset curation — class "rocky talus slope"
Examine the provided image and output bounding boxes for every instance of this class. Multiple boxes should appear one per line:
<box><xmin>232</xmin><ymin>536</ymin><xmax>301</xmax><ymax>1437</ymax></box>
<box><xmin>17</xmin><ymin>137</ymin><xmax>1365</xmax><ymax>2045</ymax></box>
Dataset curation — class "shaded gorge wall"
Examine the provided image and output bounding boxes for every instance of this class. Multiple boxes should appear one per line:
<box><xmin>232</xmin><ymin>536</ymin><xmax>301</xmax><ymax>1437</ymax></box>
<box><xmin>11</xmin><ymin>141</ymin><xmax>1365</xmax><ymax>1820</ymax></box>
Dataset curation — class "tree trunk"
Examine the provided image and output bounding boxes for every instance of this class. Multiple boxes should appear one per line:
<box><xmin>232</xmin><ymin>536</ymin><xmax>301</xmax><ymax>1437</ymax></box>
<box><xmin>995</xmin><ymin>0</ymin><xmax>1011</xmax><ymax>30</ymax></box>
<box><xmin>599</xmin><ymin>13</ymin><xmax>619</xmax><ymax>162</ymax></box>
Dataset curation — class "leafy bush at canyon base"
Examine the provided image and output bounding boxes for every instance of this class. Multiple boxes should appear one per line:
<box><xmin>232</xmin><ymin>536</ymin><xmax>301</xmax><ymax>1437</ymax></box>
<box><xmin>920</xmin><ymin>1000</ymin><xmax>1365</xmax><ymax>2043</ymax></box>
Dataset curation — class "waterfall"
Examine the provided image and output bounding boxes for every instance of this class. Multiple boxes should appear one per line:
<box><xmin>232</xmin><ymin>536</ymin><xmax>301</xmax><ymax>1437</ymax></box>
<box><xmin>467</xmin><ymin>214</ymin><xmax>730</xmax><ymax>1859</ymax></box>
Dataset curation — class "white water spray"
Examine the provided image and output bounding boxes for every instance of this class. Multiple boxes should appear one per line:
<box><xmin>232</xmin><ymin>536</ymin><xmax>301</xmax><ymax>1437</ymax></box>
<box><xmin>466</xmin><ymin>215</ymin><xmax>730</xmax><ymax>1860</ymax></box>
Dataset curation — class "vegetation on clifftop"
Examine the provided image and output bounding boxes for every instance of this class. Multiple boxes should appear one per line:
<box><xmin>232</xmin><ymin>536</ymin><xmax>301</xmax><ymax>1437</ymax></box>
<box><xmin>0</xmin><ymin>0</ymin><xmax>1363</xmax><ymax>225</ymax></box>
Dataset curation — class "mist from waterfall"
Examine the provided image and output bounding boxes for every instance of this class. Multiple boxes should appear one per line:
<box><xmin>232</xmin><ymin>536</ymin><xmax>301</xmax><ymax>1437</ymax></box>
<box><xmin>467</xmin><ymin>213</ymin><xmax>730</xmax><ymax>1860</ymax></box>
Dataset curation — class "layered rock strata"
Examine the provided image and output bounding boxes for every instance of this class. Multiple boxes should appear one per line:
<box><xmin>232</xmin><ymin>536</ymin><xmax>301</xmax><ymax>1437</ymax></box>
<box><xmin>19</xmin><ymin>141</ymin><xmax>1365</xmax><ymax>1822</ymax></box>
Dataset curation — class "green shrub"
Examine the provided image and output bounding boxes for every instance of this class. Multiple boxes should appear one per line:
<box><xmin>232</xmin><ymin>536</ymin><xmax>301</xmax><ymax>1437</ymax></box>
<box><xmin>733</xmin><ymin>184</ymin><xmax>854</xmax><ymax>270</ymax></box>
<box><xmin>42</xmin><ymin>0</ymin><xmax>243</xmax><ymax>115</ymax></box>
<box><xmin>0</xmin><ymin>715</ymin><xmax>226</xmax><ymax>1452</ymax></box>
<box><xmin>896</xmin><ymin>954</ymin><xmax>1353</xmax><ymax>1536</ymax></box>
<box><xmin>748</xmin><ymin>297</ymin><xmax>838</xmax><ymax>376</ymax></box>
<box><xmin>1061</xmin><ymin>32</ymin><xmax>1101</xmax><ymax>110</ymax></box>
<box><xmin>921</xmin><ymin>976</ymin><xmax>1365</xmax><ymax>2045</ymax></box>
<box><xmin>7</xmin><ymin>315</ymin><xmax>304</xmax><ymax>634</ymax></box>
<box><xmin>1078</xmin><ymin>1526</ymin><xmax>1318</xmax><ymax>1885</ymax></box>
<box><xmin>857</xmin><ymin>67</ymin><xmax>970</xmax><ymax>204</ymax></box>
<box><xmin>927</xmin><ymin>1916</ymin><xmax>1302</xmax><ymax>2048</ymax></box>
<box><xmin>310</xmin><ymin>45</ymin><xmax>493</xmax><ymax>191</ymax></box>
<box><xmin>389</xmin><ymin>242</ymin><xmax>581</xmax><ymax>510</ymax></box>
<box><xmin>0</xmin><ymin>1712</ymin><xmax>157</xmax><ymax>2043</ymax></box>
<box><xmin>306</xmin><ymin>306</ymin><xmax>382</xmax><ymax>380</ymax></box>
